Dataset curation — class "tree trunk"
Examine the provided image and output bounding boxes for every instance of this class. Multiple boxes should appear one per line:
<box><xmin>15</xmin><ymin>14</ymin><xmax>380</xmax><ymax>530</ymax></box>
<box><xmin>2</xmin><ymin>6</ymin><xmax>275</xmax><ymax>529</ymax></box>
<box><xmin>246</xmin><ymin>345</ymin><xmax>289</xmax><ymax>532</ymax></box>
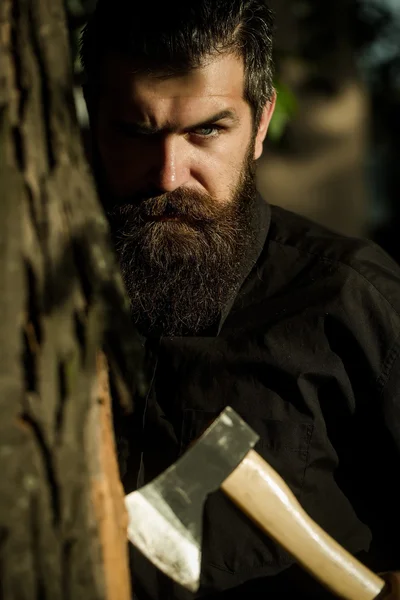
<box><xmin>0</xmin><ymin>0</ymin><xmax>146</xmax><ymax>598</ymax></box>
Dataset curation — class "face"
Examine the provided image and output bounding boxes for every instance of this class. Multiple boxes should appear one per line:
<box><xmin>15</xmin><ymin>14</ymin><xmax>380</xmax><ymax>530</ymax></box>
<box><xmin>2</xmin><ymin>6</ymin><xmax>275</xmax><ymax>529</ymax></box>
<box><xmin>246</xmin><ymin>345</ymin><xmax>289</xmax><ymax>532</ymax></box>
<box><xmin>91</xmin><ymin>52</ymin><xmax>275</xmax><ymax>336</ymax></box>
<box><xmin>95</xmin><ymin>52</ymin><xmax>273</xmax><ymax>202</ymax></box>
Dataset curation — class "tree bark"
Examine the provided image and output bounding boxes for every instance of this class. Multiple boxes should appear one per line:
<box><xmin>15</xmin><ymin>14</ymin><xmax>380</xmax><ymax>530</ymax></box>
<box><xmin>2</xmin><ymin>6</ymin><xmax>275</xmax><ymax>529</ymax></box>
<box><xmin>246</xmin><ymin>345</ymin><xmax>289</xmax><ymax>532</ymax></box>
<box><xmin>0</xmin><ymin>0</ymin><xmax>146</xmax><ymax>598</ymax></box>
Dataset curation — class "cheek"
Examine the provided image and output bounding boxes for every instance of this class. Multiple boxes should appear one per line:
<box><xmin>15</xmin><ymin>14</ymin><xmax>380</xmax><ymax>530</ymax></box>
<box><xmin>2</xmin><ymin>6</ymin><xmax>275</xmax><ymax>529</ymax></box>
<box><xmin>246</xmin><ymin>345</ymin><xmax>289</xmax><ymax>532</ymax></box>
<box><xmin>194</xmin><ymin>141</ymin><xmax>248</xmax><ymax>201</ymax></box>
<box><xmin>96</xmin><ymin>124</ymin><xmax>145</xmax><ymax>193</ymax></box>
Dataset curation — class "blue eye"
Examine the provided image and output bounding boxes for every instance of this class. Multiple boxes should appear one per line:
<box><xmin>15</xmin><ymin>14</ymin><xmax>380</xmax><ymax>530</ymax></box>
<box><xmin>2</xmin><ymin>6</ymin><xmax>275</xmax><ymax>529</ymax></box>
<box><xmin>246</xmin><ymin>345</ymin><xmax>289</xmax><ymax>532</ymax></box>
<box><xmin>192</xmin><ymin>126</ymin><xmax>221</xmax><ymax>138</ymax></box>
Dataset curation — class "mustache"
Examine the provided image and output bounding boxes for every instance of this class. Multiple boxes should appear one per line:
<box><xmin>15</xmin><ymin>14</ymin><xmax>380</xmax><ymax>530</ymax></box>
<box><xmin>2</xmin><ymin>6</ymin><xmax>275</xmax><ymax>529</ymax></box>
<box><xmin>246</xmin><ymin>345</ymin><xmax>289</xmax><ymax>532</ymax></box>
<box><xmin>106</xmin><ymin>188</ymin><xmax>227</xmax><ymax>225</ymax></box>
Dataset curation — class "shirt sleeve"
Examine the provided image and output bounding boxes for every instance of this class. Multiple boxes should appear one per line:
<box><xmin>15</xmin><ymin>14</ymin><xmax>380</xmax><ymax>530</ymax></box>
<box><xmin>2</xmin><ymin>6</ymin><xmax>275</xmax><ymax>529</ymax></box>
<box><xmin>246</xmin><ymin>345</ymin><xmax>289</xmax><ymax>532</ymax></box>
<box><xmin>364</xmin><ymin>333</ymin><xmax>400</xmax><ymax>571</ymax></box>
<box><xmin>379</xmin><ymin>335</ymin><xmax>400</xmax><ymax>457</ymax></box>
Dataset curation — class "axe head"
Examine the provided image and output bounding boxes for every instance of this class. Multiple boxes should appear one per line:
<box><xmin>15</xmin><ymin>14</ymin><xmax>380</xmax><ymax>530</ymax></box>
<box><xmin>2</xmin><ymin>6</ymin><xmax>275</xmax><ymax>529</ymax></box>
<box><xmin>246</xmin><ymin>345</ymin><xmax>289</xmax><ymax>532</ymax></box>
<box><xmin>125</xmin><ymin>406</ymin><xmax>259</xmax><ymax>591</ymax></box>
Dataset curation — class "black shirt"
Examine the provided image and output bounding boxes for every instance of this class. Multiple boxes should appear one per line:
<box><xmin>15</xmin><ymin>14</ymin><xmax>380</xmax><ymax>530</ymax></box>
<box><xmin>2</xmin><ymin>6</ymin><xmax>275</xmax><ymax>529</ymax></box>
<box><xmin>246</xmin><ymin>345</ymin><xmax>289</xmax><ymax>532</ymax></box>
<box><xmin>118</xmin><ymin>196</ymin><xmax>400</xmax><ymax>599</ymax></box>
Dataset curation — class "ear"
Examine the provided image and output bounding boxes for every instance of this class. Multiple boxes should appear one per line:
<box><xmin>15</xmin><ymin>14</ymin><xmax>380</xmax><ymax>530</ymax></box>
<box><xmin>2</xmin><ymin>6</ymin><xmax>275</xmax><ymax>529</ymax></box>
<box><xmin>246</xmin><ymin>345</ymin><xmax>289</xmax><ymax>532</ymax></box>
<box><xmin>82</xmin><ymin>84</ymin><xmax>93</xmax><ymax>122</ymax></box>
<box><xmin>254</xmin><ymin>91</ymin><xmax>276</xmax><ymax>160</ymax></box>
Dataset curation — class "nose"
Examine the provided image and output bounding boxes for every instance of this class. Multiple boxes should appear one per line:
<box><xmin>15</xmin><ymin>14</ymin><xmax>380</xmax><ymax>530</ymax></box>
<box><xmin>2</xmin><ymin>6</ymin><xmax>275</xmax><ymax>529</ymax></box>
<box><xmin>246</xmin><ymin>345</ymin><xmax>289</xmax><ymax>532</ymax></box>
<box><xmin>147</xmin><ymin>135</ymin><xmax>190</xmax><ymax>193</ymax></box>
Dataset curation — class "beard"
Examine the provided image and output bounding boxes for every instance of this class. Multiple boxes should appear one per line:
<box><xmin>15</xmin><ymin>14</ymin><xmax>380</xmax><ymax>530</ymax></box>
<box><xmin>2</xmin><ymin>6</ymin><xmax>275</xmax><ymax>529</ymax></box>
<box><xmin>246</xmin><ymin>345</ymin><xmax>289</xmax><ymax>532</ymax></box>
<box><xmin>99</xmin><ymin>143</ymin><xmax>258</xmax><ymax>337</ymax></box>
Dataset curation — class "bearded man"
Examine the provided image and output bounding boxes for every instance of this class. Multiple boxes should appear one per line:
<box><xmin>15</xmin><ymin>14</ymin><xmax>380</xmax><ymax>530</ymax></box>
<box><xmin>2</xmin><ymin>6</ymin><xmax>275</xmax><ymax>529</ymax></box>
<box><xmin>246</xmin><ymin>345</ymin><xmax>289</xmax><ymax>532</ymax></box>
<box><xmin>80</xmin><ymin>1</ymin><xmax>400</xmax><ymax>598</ymax></box>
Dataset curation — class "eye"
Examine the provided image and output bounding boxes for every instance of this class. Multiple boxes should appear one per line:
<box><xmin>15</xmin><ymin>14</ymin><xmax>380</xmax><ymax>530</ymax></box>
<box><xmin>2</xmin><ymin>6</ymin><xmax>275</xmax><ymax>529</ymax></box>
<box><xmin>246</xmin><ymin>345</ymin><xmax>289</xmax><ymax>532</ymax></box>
<box><xmin>191</xmin><ymin>126</ymin><xmax>222</xmax><ymax>138</ymax></box>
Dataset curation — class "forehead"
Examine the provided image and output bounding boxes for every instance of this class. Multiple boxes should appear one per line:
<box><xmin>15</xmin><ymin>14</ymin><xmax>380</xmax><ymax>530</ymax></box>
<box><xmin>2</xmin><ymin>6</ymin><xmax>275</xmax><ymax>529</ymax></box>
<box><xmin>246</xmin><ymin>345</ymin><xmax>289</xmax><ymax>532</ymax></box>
<box><xmin>100</xmin><ymin>52</ymin><xmax>248</xmax><ymax>121</ymax></box>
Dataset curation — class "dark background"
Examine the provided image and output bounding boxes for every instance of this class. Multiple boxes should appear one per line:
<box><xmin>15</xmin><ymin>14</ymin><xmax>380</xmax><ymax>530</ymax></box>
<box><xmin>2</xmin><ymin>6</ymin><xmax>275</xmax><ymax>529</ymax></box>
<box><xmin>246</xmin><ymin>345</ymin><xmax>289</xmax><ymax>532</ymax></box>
<box><xmin>66</xmin><ymin>0</ymin><xmax>400</xmax><ymax>264</ymax></box>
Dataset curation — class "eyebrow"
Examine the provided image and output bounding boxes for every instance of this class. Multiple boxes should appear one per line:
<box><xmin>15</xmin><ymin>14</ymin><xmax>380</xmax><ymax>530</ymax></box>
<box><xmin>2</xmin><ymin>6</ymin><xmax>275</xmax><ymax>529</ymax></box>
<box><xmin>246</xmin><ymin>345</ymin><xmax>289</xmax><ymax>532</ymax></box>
<box><xmin>115</xmin><ymin>109</ymin><xmax>240</xmax><ymax>135</ymax></box>
<box><xmin>187</xmin><ymin>109</ymin><xmax>240</xmax><ymax>130</ymax></box>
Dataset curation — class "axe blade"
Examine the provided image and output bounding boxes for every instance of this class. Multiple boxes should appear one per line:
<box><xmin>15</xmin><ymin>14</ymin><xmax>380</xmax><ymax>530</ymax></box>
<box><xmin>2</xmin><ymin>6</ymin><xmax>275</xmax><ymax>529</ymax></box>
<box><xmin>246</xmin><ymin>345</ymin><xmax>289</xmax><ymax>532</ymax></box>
<box><xmin>125</xmin><ymin>406</ymin><xmax>259</xmax><ymax>591</ymax></box>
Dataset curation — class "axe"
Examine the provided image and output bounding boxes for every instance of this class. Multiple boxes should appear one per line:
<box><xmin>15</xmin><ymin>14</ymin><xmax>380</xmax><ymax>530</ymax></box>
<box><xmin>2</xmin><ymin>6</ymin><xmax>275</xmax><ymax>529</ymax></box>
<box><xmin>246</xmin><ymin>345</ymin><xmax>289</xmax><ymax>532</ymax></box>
<box><xmin>125</xmin><ymin>407</ymin><xmax>388</xmax><ymax>599</ymax></box>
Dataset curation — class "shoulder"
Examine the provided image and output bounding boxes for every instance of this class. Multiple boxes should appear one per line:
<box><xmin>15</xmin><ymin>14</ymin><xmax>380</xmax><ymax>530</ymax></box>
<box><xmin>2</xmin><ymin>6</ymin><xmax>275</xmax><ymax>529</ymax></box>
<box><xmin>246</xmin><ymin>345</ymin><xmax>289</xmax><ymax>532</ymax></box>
<box><xmin>266</xmin><ymin>204</ymin><xmax>400</xmax><ymax>320</ymax></box>
<box><xmin>246</xmin><ymin>205</ymin><xmax>400</xmax><ymax>384</ymax></box>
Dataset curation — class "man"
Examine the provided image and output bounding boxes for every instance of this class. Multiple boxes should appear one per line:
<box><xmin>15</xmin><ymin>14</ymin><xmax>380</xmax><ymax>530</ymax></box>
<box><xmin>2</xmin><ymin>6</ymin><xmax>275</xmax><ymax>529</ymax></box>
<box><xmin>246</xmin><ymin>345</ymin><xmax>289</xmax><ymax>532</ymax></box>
<box><xmin>80</xmin><ymin>1</ymin><xmax>400</xmax><ymax>598</ymax></box>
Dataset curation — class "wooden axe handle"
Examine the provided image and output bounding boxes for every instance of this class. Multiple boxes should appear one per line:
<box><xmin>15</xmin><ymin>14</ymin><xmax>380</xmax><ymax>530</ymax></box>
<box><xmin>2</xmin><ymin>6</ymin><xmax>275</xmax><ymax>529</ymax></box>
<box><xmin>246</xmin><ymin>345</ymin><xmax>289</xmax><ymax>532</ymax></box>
<box><xmin>221</xmin><ymin>449</ymin><xmax>386</xmax><ymax>600</ymax></box>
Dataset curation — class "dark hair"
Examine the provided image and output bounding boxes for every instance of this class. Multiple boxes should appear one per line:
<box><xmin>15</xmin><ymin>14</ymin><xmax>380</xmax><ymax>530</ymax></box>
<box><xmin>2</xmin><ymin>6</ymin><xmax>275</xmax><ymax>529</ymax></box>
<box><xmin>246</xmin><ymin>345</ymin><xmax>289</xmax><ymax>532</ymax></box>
<box><xmin>80</xmin><ymin>0</ymin><xmax>275</xmax><ymax>126</ymax></box>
